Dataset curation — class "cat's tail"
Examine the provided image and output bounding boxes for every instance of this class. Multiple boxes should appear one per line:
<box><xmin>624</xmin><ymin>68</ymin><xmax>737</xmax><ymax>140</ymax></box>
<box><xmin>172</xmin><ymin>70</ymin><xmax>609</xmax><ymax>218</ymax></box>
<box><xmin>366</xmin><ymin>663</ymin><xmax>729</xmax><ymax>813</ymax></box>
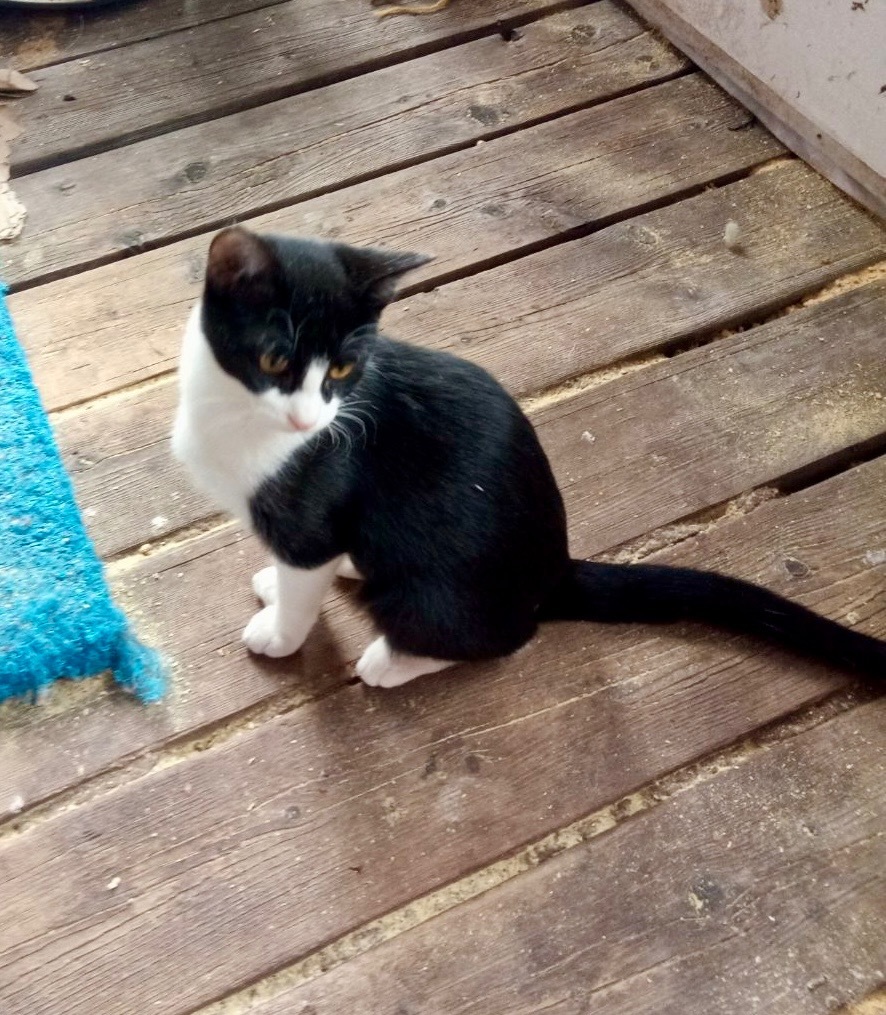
<box><xmin>541</xmin><ymin>560</ymin><xmax>885</xmax><ymax>680</ymax></box>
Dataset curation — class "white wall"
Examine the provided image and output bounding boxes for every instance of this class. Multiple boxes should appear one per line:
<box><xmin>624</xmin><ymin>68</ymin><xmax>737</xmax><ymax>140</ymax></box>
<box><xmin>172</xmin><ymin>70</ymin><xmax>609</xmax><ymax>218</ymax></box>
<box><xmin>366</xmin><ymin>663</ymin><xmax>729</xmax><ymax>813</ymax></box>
<box><xmin>627</xmin><ymin>0</ymin><xmax>885</xmax><ymax>218</ymax></box>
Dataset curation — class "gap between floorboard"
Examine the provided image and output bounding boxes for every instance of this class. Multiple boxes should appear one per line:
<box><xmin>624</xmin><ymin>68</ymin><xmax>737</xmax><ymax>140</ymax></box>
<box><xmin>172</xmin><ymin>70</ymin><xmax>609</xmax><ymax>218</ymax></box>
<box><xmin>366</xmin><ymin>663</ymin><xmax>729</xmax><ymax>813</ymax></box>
<box><xmin>11</xmin><ymin>0</ymin><xmax>596</xmax><ymax>177</ymax></box>
<box><xmin>4</xmin><ymin>0</ymin><xmax>300</xmax><ymax>74</ymax></box>
<box><xmin>185</xmin><ymin>687</ymin><xmax>878</xmax><ymax>1015</ymax></box>
<box><xmin>4</xmin><ymin>440</ymin><xmax>883</xmax><ymax>839</ymax></box>
<box><xmin>40</xmin><ymin>151</ymin><xmax>795</xmax><ymax>424</ymax></box>
<box><xmin>44</xmin><ymin>247</ymin><xmax>883</xmax><ymax>433</ymax></box>
<box><xmin>2</xmin><ymin>64</ymin><xmax>695</xmax><ymax>294</ymax></box>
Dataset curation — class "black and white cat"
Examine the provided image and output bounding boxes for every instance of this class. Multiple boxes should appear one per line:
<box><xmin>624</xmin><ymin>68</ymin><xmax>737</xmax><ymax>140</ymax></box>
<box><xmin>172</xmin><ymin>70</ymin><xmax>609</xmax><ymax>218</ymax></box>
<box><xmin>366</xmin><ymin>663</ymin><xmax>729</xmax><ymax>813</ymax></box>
<box><xmin>172</xmin><ymin>226</ymin><xmax>885</xmax><ymax>688</ymax></box>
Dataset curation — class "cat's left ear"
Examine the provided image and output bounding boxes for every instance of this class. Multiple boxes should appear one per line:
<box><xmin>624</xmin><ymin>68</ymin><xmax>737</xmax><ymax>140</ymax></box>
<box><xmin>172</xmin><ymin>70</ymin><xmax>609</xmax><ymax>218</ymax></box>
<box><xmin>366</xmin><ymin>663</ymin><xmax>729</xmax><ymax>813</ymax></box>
<box><xmin>336</xmin><ymin>245</ymin><xmax>432</xmax><ymax>310</ymax></box>
<box><xmin>206</xmin><ymin>226</ymin><xmax>282</xmax><ymax>306</ymax></box>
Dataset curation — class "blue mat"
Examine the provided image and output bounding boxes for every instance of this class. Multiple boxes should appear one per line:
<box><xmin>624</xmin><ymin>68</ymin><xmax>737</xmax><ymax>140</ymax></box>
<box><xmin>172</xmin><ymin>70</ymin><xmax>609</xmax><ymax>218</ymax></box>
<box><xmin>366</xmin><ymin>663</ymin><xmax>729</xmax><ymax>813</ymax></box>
<box><xmin>0</xmin><ymin>285</ymin><xmax>164</xmax><ymax>703</ymax></box>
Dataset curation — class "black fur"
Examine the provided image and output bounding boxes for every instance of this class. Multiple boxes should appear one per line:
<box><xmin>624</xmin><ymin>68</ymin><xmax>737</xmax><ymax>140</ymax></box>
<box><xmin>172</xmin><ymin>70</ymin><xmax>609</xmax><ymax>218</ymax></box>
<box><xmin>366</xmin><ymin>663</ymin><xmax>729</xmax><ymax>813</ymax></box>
<box><xmin>203</xmin><ymin>227</ymin><xmax>886</xmax><ymax>678</ymax></box>
<box><xmin>542</xmin><ymin>561</ymin><xmax>886</xmax><ymax>676</ymax></box>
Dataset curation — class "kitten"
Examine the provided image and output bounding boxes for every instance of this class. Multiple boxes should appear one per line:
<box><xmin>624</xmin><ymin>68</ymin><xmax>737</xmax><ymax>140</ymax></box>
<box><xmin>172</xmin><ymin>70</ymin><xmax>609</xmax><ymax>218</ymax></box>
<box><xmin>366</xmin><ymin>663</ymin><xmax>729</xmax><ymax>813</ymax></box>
<box><xmin>173</xmin><ymin>226</ymin><xmax>885</xmax><ymax>688</ymax></box>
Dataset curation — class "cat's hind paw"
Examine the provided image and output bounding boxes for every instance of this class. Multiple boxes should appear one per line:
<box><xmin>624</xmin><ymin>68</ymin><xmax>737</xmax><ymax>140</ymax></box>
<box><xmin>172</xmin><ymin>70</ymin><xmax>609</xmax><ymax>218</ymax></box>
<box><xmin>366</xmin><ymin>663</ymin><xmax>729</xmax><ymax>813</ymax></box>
<box><xmin>355</xmin><ymin>636</ymin><xmax>396</xmax><ymax>686</ymax></box>
<box><xmin>243</xmin><ymin>605</ymin><xmax>304</xmax><ymax>658</ymax></box>
<box><xmin>252</xmin><ymin>566</ymin><xmax>278</xmax><ymax>605</ymax></box>
<box><xmin>356</xmin><ymin>636</ymin><xmax>453</xmax><ymax>688</ymax></box>
<box><xmin>336</xmin><ymin>555</ymin><xmax>363</xmax><ymax>581</ymax></box>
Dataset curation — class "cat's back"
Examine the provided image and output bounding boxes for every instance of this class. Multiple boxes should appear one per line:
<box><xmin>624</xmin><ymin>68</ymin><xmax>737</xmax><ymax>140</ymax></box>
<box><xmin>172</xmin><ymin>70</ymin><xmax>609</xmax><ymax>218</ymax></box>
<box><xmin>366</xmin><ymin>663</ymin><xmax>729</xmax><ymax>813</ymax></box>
<box><xmin>353</xmin><ymin>336</ymin><xmax>568</xmax><ymax>589</ymax></box>
<box><xmin>368</xmin><ymin>336</ymin><xmax>523</xmax><ymax>434</ymax></box>
<box><xmin>362</xmin><ymin>336</ymin><xmax>557</xmax><ymax>497</ymax></box>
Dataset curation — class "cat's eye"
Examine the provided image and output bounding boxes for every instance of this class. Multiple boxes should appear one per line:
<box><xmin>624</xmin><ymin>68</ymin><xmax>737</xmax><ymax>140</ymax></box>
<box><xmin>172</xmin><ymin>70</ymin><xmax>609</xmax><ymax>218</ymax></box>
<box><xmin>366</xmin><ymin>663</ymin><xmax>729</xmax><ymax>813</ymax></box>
<box><xmin>259</xmin><ymin>352</ymin><xmax>289</xmax><ymax>375</ymax></box>
<box><xmin>328</xmin><ymin>362</ymin><xmax>355</xmax><ymax>381</ymax></box>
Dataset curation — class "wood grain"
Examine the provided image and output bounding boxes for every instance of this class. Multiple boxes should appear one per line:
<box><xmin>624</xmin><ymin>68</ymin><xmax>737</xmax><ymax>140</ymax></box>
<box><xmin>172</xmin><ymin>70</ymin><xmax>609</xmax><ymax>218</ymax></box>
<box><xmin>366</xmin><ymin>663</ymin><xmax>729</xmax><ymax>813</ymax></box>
<box><xmin>1</xmin><ymin>0</ymin><xmax>291</xmax><ymax>71</ymax></box>
<box><xmin>385</xmin><ymin>165</ymin><xmax>886</xmax><ymax>399</ymax></box>
<box><xmin>4</xmin><ymin>284</ymin><xmax>884</xmax><ymax>816</ymax></box>
<box><xmin>268</xmin><ymin>699</ymin><xmax>886</xmax><ymax>1015</ymax></box>
<box><xmin>9</xmin><ymin>72</ymin><xmax>786</xmax><ymax>410</ymax></box>
<box><xmin>3</xmin><ymin>5</ymin><xmax>692</xmax><ymax>288</ymax></box>
<box><xmin>55</xmin><ymin>231</ymin><xmax>886</xmax><ymax>560</ymax></box>
<box><xmin>1</xmin><ymin>458</ymin><xmax>883</xmax><ymax>1015</ymax></box>
<box><xmin>2</xmin><ymin>7</ymin><xmax>882</xmax><ymax>1012</ymax></box>
<box><xmin>9</xmin><ymin>0</ymin><xmax>584</xmax><ymax>171</ymax></box>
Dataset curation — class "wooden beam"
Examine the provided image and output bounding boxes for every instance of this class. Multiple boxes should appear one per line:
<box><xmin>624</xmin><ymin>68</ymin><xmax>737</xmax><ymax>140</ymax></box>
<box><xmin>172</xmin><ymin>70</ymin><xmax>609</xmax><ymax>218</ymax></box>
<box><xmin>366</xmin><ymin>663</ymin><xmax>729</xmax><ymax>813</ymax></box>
<box><xmin>623</xmin><ymin>0</ymin><xmax>886</xmax><ymax>220</ymax></box>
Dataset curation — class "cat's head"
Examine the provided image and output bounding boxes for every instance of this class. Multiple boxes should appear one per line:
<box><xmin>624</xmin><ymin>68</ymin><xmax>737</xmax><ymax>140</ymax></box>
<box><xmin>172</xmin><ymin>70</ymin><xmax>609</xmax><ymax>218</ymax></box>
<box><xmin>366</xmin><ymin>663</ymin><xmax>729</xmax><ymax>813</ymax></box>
<box><xmin>200</xmin><ymin>226</ymin><xmax>429</xmax><ymax>434</ymax></box>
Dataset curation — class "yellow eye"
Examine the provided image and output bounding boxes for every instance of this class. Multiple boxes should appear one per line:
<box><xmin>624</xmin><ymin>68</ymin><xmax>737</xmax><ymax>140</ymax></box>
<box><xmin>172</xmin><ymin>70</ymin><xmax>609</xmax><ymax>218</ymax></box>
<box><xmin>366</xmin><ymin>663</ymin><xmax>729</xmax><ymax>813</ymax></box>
<box><xmin>259</xmin><ymin>352</ymin><xmax>289</xmax><ymax>375</ymax></box>
<box><xmin>328</xmin><ymin>362</ymin><xmax>355</xmax><ymax>381</ymax></box>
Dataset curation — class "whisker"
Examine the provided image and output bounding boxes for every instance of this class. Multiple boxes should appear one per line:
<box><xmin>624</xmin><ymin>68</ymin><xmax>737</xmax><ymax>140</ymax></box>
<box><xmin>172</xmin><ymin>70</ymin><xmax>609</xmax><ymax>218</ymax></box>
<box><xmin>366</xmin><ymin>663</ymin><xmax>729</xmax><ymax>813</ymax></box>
<box><xmin>335</xmin><ymin>419</ymin><xmax>354</xmax><ymax>456</ymax></box>
<box><xmin>350</xmin><ymin>403</ymin><xmax>379</xmax><ymax>439</ymax></box>
<box><xmin>338</xmin><ymin>411</ymin><xmax>368</xmax><ymax>445</ymax></box>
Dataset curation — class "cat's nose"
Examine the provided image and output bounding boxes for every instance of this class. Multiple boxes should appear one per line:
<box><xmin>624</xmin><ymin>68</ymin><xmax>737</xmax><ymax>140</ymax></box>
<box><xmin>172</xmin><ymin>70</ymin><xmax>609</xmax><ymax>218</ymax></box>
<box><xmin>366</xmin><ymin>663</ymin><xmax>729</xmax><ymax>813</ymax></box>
<box><xmin>288</xmin><ymin>413</ymin><xmax>316</xmax><ymax>432</ymax></box>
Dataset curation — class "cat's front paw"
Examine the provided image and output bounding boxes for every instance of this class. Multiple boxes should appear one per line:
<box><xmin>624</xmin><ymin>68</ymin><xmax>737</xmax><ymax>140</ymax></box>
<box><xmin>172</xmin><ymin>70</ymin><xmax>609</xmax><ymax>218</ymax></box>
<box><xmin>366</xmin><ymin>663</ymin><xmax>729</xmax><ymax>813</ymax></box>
<box><xmin>242</xmin><ymin>605</ymin><xmax>304</xmax><ymax>658</ymax></box>
<box><xmin>252</xmin><ymin>565</ymin><xmax>278</xmax><ymax>605</ymax></box>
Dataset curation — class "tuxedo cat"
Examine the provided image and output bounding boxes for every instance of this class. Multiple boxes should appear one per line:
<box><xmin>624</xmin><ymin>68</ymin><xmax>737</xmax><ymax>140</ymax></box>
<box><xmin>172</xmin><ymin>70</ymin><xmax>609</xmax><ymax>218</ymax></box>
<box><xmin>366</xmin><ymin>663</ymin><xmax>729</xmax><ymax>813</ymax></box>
<box><xmin>172</xmin><ymin>226</ymin><xmax>885</xmax><ymax>688</ymax></box>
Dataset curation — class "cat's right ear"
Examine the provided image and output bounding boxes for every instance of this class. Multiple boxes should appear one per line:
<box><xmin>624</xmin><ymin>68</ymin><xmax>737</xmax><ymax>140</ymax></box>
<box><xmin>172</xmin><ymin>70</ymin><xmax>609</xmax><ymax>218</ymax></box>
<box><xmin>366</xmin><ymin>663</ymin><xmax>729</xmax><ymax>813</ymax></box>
<box><xmin>336</xmin><ymin>244</ymin><xmax>433</xmax><ymax>311</ymax></box>
<box><xmin>205</xmin><ymin>227</ymin><xmax>280</xmax><ymax>305</ymax></box>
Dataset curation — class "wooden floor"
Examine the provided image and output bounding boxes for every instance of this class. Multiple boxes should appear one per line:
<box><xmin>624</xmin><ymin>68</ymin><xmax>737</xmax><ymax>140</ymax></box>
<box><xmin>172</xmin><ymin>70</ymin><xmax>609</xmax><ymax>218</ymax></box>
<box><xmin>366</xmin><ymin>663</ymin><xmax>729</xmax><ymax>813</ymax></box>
<box><xmin>1</xmin><ymin>3</ymin><xmax>885</xmax><ymax>1014</ymax></box>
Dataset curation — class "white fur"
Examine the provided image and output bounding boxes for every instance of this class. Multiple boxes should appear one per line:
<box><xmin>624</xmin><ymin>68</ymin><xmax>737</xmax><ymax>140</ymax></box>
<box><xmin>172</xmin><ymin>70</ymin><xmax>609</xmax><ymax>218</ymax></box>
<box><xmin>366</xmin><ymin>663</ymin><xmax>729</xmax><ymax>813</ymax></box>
<box><xmin>356</xmin><ymin>636</ymin><xmax>453</xmax><ymax>688</ymax></box>
<box><xmin>243</xmin><ymin>558</ymin><xmax>340</xmax><ymax>657</ymax></box>
<box><xmin>252</xmin><ymin>558</ymin><xmax>363</xmax><ymax>613</ymax></box>
<box><xmin>172</xmin><ymin>303</ymin><xmax>340</xmax><ymax>526</ymax></box>
<box><xmin>336</xmin><ymin>555</ymin><xmax>363</xmax><ymax>581</ymax></box>
<box><xmin>173</xmin><ymin>304</ymin><xmax>346</xmax><ymax>655</ymax></box>
<box><xmin>252</xmin><ymin>565</ymin><xmax>279</xmax><ymax>605</ymax></box>
<box><xmin>174</xmin><ymin>306</ymin><xmax>436</xmax><ymax>682</ymax></box>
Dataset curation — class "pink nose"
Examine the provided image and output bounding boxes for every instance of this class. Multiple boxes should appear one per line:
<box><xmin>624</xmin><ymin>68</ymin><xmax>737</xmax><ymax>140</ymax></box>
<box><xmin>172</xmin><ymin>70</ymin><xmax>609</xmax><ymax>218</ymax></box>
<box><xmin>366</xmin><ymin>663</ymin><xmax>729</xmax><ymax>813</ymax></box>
<box><xmin>288</xmin><ymin>414</ymin><xmax>316</xmax><ymax>432</ymax></box>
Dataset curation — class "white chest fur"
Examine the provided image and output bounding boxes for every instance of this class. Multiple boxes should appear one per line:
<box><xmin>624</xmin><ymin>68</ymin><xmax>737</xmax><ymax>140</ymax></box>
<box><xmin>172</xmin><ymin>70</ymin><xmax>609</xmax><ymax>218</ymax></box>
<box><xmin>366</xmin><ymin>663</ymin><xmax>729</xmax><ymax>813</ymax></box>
<box><xmin>171</xmin><ymin>304</ymin><xmax>308</xmax><ymax>526</ymax></box>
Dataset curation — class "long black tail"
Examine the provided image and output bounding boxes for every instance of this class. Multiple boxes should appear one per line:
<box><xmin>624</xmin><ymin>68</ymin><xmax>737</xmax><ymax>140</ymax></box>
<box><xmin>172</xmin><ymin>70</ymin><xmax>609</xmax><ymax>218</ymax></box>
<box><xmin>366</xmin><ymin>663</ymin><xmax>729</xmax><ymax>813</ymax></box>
<box><xmin>541</xmin><ymin>560</ymin><xmax>885</xmax><ymax>679</ymax></box>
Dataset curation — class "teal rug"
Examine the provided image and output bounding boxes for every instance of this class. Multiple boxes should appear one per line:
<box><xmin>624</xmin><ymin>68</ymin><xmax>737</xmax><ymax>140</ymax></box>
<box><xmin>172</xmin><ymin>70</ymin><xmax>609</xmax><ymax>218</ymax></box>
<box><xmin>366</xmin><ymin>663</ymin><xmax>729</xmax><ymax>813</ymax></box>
<box><xmin>0</xmin><ymin>284</ymin><xmax>164</xmax><ymax>703</ymax></box>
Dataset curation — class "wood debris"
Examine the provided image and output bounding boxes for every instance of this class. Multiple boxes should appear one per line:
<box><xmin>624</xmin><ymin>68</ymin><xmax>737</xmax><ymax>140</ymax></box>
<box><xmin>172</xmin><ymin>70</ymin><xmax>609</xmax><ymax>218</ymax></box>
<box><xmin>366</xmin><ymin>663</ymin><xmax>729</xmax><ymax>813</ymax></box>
<box><xmin>0</xmin><ymin>69</ymin><xmax>38</xmax><ymax>95</ymax></box>
<box><xmin>374</xmin><ymin>0</ymin><xmax>454</xmax><ymax>17</ymax></box>
<box><xmin>723</xmin><ymin>219</ymin><xmax>743</xmax><ymax>251</ymax></box>
<box><xmin>0</xmin><ymin>69</ymin><xmax>37</xmax><ymax>241</ymax></box>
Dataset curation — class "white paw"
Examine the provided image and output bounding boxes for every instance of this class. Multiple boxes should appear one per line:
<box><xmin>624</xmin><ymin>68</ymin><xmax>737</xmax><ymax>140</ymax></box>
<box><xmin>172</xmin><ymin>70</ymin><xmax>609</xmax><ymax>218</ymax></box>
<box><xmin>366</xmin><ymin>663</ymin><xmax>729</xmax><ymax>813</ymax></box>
<box><xmin>356</xmin><ymin>636</ymin><xmax>395</xmax><ymax>687</ymax></box>
<box><xmin>252</xmin><ymin>565</ymin><xmax>278</xmax><ymax>605</ymax></box>
<box><xmin>336</xmin><ymin>555</ymin><xmax>363</xmax><ymax>581</ymax></box>
<box><xmin>242</xmin><ymin>605</ymin><xmax>304</xmax><ymax>658</ymax></box>
<box><xmin>355</xmin><ymin>637</ymin><xmax>448</xmax><ymax>688</ymax></box>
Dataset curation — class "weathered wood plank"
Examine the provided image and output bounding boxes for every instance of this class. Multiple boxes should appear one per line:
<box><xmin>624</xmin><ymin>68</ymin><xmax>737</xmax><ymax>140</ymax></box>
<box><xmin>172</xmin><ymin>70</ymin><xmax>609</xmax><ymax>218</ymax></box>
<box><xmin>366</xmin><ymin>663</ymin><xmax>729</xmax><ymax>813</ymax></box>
<box><xmin>3</xmin><ymin>5</ymin><xmax>692</xmax><ymax>288</ymax></box>
<box><xmin>4</xmin><ymin>285</ymin><xmax>884</xmax><ymax>818</ymax></box>
<box><xmin>1</xmin><ymin>458</ymin><xmax>883</xmax><ymax>1015</ymax></box>
<box><xmin>9</xmin><ymin>74</ymin><xmax>788</xmax><ymax>411</ymax></box>
<box><xmin>57</xmin><ymin>236</ymin><xmax>886</xmax><ymax>560</ymax></box>
<box><xmin>9</xmin><ymin>0</ymin><xmax>583</xmax><ymax>171</ymax></box>
<box><xmin>1</xmin><ymin>0</ymin><xmax>289</xmax><ymax>71</ymax></box>
<box><xmin>384</xmin><ymin>168</ymin><xmax>886</xmax><ymax>400</ymax></box>
<box><xmin>269</xmin><ymin>699</ymin><xmax>886</xmax><ymax>1015</ymax></box>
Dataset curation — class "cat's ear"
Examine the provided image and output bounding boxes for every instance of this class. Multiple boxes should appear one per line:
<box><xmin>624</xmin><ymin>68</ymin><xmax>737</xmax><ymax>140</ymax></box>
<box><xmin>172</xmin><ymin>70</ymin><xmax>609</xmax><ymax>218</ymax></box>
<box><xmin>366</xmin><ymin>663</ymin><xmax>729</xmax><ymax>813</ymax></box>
<box><xmin>206</xmin><ymin>226</ymin><xmax>281</xmax><ymax>305</ymax></box>
<box><xmin>336</xmin><ymin>245</ymin><xmax>432</xmax><ymax>310</ymax></box>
